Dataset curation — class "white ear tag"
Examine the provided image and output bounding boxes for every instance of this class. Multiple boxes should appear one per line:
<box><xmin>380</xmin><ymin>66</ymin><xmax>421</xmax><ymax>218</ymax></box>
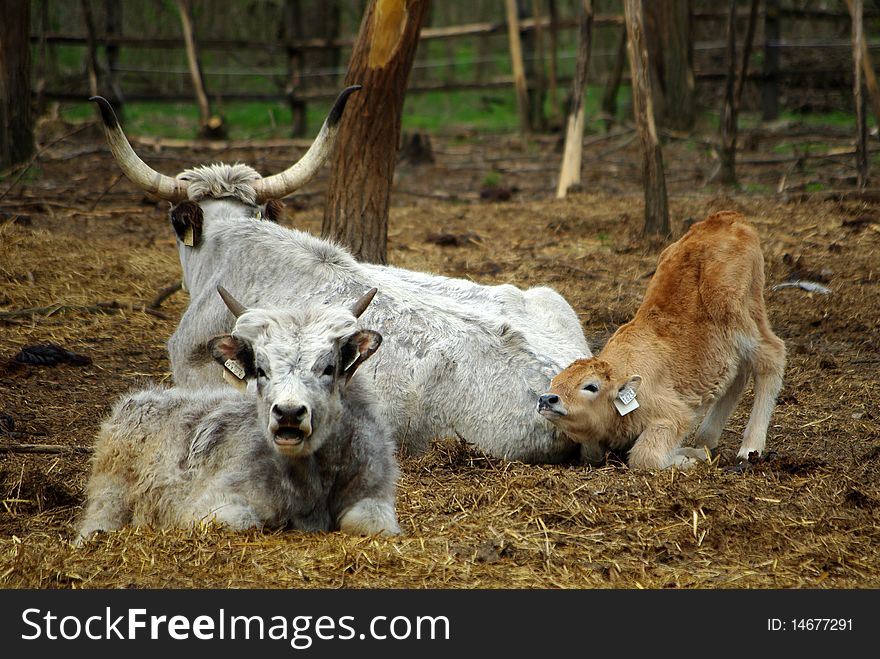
<box><xmin>183</xmin><ymin>226</ymin><xmax>194</xmax><ymax>247</ymax></box>
<box><xmin>222</xmin><ymin>359</ymin><xmax>248</xmax><ymax>392</ymax></box>
<box><xmin>613</xmin><ymin>386</ymin><xmax>640</xmax><ymax>416</ymax></box>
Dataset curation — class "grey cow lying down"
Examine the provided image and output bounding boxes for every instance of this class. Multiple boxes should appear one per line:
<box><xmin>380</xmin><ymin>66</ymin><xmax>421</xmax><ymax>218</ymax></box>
<box><xmin>75</xmin><ymin>288</ymin><xmax>399</xmax><ymax>544</ymax></box>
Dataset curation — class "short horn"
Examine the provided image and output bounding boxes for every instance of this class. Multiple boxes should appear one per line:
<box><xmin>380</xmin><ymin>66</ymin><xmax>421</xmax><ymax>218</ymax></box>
<box><xmin>90</xmin><ymin>96</ymin><xmax>189</xmax><ymax>203</ymax></box>
<box><xmin>252</xmin><ymin>85</ymin><xmax>361</xmax><ymax>203</ymax></box>
<box><xmin>351</xmin><ymin>287</ymin><xmax>377</xmax><ymax>318</ymax></box>
<box><xmin>217</xmin><ymin>285</ymin><xmax>247</xmax><ymax>318</ymax></box>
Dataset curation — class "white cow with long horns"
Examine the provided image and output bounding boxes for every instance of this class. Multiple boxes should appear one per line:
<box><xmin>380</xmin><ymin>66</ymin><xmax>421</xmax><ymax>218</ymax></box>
<box><xmin>90</xmin><ymin>87</ymin><xmax>592</xmax><ymax>464</ymax></box>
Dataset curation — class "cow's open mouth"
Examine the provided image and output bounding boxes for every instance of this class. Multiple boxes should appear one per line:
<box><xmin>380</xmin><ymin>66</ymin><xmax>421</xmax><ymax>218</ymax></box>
<box><xmin>537</xmin><ymin>406</ymin><xmax>565</xmax><ymax>419</ymax></box>
<box><xmin>274</xmin><ymin>426</ymin><xmax>308</xmax><ymax>444</ymax></box>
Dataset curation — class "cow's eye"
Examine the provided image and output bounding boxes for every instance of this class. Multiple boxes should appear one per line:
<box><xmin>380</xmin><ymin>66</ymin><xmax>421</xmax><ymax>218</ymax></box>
<box><xmin>582</xmin><ymin>383</ymin><xmax>599</xmax><ymax>393</ymax></box>
<box><xmin>322</xmin><ymin>363</ymin><xmax>335</xmax><ymax>377</ymax></box>
<box><xmin>257</xmin><ymin>367</ymin><xmax>267</xmax><ymax>379</ymax></box>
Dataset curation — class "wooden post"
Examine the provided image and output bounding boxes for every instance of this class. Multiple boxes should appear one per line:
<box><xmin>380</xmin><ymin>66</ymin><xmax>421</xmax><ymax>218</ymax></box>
<box><xmin>850</xmin><ymin>0</ymin><xmax>869</xmax><ymax>189</ymax></box>
<box><xmin>177</xmin><ymin>0</ymin><xmax>225</xmax><ymax>139</ymax></box>
<box><xmin>556</xmin><ymin>0</ymin><xmax>593</xmax><ymax>199</ymax></box>
<box><xmin>624</xmin><ymin>0</ymin><xmax>669</xmax><ymax>238</ymax></box>
<box><xmin>0</xmin><ymin>0</ymin><xmax>33</xmax><ymax>170</ymax></box>
<box><xmin>761</xmin><ymin>0</ymin><xmax>780</xmax><ymax>121</ymax></box>
<box><xmin>846</xmin><ymin>0</ymin><xmax>880</xmax><ymax>138</ymax></box>
<box><xmin>34</xmin><ymin>0</ymin><xmax>50</xmax><ymax>115</ymax></box>
<box><xmin>505</xmin><ymin>0</ymin><xmax>531</xmax><ymax>133</ymax></box>
<box><xmin>719</xmin><ymin>0</ymin><xmax>738</xmax><ymax>187</ymax></box>
<box><xmin>322</xmin><ymin>0</ymin><xmax>430</xmax><ymax>265</ymax></box>
<box><xmin>601</xmin><ymin>25</ymin><xmax>627</xmax><ymax>129</ymax></box>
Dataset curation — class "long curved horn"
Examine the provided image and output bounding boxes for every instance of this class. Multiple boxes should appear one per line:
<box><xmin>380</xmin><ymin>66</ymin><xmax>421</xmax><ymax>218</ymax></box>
<box><xmin>217</xmin><ymin>285</ymin><xmax>247</xmax><ymax>318</ymax></box>
<box><xmin>90</xmin><ymin>96</ymin><xmax>189</xmax><ymax>203</ymax></box>
<box><xmin>351</xmin><ymin>287</ymin><xmax>377</xmax><ymax>318</ymax></box>
<box><xmin>252</xmin><ymin>85</ymin><xmax>362</xmax><ymax>203</ymax></box>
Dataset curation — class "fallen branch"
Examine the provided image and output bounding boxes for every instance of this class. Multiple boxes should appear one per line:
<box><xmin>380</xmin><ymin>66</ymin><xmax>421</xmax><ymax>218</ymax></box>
<box><xmin>0</xmin><ymin>443</ymin><xmax>93</xmax><ymax>455</ymax></box>
<box><xmin>0</xmin><ymin>301</ymin><xmax>172</xmax><ymax>321</ymax></box>
<box><xmin>148</xmin><ymin>282</ymin><xmax>183</xmax><ymax>310</ymax></box>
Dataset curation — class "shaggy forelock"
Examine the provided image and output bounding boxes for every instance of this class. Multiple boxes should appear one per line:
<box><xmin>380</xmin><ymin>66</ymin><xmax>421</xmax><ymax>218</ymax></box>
<box><xmin>179</xmin><ymin>163</ymin><xmax>262</xmax><ymax>205</ymax></box>
<box><xmin>232</xmin><ymin>305</ymin><xmax>359</xmax><ymax>359</ymax></box>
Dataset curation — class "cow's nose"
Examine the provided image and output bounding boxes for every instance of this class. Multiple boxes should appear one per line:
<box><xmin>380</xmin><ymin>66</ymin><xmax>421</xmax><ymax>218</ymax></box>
<box><xmin>538</xmin><ymin>394</ymin><xmax>559</xmax><ymax>407</ymax></box>
<box><xmin>272</xmin><ymin>404</ymin><xmax>308</xmax><ymax>424</ymax></box>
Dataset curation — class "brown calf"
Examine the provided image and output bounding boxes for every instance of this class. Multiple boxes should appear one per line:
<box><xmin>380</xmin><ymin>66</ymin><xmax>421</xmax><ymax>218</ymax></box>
<box><xmin>537</xmin><ymin>211</ymin><xmax>786</xmax><ymax>470</ymax></box>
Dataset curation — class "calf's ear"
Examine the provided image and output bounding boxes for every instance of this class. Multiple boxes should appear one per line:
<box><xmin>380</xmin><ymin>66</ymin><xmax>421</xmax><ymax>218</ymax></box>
<box><xmin>207</xmin><ymin>335</ymin><xmax>256</xmax><ymax>381</ymax></box>
<box><xmin>340</xmin><ymin>330</ymin><xmax>382</xmax><ymax>383</ymax></box>
<box><xmin>620</xmin><ymin>375</ymin><xmax>642</xmax><ymax>396</ymax></box>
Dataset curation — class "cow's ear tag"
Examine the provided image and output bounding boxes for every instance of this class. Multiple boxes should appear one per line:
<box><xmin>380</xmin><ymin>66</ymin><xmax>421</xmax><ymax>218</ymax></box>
<box><xmin>222</xmin><ymin>359</ymin><xmax>247</xmax><ymax>392</ymax></box>
<box><xmin>613</xmin><ymin>386</ymin><xmax>639</xmax><ymax>416</ymax></box>
<box><xmin>183</xmin><ymin>226</ymin><xmax>195</xmax><ymax>247</ymax></box>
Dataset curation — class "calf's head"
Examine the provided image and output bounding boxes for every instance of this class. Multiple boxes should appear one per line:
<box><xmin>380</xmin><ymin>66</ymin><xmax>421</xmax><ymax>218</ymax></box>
<box><xmin>207</xmin><ymin>286</ymin><xmax>381</xmax><ymax>458</ymax></box>
<box><xmin>537</xmin><ymin>358</ymin><xmax>642</xmax><ymax>443</ymax></box>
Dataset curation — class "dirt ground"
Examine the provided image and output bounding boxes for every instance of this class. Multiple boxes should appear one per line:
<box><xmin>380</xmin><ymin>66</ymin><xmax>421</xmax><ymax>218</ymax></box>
<box><xmin>1</xmin><ymin>116</ymin><xmax>878</xmax><ymax>589</ymax></box>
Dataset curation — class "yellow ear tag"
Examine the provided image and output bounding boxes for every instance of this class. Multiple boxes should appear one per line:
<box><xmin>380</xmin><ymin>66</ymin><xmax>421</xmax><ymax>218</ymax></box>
<box><xmin>183</xmin><ymin>226</ymin><xmax>194</xmax><ymax>247</ymax></box>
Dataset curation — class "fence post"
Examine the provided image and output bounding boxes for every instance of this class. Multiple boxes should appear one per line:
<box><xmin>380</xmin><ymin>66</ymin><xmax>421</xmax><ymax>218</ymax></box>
<box><xmin>105</xmin><ymin>0</ymin><xmax>125</xmax><ymax>114</ymax></box>
<box><xmin>283</xmin><ymin>0</ymin><xmax>307</xmax><ymax>137</ymax></box>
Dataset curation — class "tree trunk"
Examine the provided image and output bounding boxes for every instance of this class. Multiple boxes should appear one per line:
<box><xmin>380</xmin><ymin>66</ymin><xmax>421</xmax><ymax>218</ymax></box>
<box><xmin>104</xmin><ymin>0</ymin><xmax>125</xmax><ymax>114</ymax></box>
<box><xmin>505</xmin><ymin>0</ymin><xmax>531</xmax><ymax>133</ymax></box>
<box><xmin>719</xmin><ymin>0</ymin><xmax>738</xmax><ymax>187</ymax></box>
<box><xmin>80</xmin><ymin>0</ymin><xmax>100</xmax><ymax>98</ymax></box>
<box><xmin>601</xmin><ymin>25</ymin><xmax>627</xmax><ymax>130</ymax></box>
<box><xmin>0</xmin><ymin>0</ymin><xmax>33</xmax><ymax>170</ymax></box>
<box><xmin>644</xmin><ymin>0</ymin><xmax>693</xmax><ymax>131</ymax></box>
<box><xmin>547</xmin><ymin>0</ymin><xmax>560</xmax><ymax>123</ymax></box>
<box><xmin>177</xmin><ymin>0</ymin><xmax>225</xmax><ymax>139</ymax></box>
<box><xmin>762</xmin><ymin>0</ymin><xmax>780</xmax><ymax>121</ymax></box>
<box><xmin>624</xmin><ymin>0</ymin><xmax>669</xmax><ymax>238</ymax></box>
<box><xmin>735</xmin><ymin>0</ymin><xmax>760</xmax><ymax>110</ymax></box>
<box><xmin>846</xmin><ymin>0</ymin><xmax>880</xmax><ymax>138</ymax></box>
<box><xmin>850</xmin><ymin>0</ymin><xmax>869</xmax><ymax>188</ymax></box>
<box><xmin>284</xmin><ymin>0</ymin><xmax>307</xmax><ymax>137</ymax></box>
<box><xmin>322</xmin><ymin>0</ymin><xmax>430</xmax><ymax>265</ymax></box>
<box><xmin>556</xmin><ymin>0</ymin><xmax>593</xmax><ymax>199</ymax></box>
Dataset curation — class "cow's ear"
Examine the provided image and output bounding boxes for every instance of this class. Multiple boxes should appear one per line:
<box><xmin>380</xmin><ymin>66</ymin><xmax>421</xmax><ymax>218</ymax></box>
<box><xmin>340</xmin><ymin>330</ymin><xmax>382</xmax><ymax>383</ymax></box>
<box><xmin>208</xmin><ymin>335</ymin><xmax>256</xmax><ymax>382</ymax></box>
<box><xmin>170</xmin><ymin>201</ymin><xmax>203</xmax><ymax>247</ymax></box>
<box><xmin>263</xmin><ymin>199</ymin><xmax>284</xmax><ymax>223</ymax></box>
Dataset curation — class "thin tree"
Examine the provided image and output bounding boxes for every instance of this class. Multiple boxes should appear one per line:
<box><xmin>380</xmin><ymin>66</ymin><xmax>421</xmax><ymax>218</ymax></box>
<box><xmin>322</xmin><ymin>0</ymin><xmax>430</xmax><ymax>264</ymax></box>
<box><xmin>0</xmin><ymin>0</ymin><xmax>33</xmax><ymax>170</ymax></box>
<box><xmin>177</xmin><ymin>0</ymin><xmax>225</xmax><ymax>139</ymax></box>
<box><xmin>719</xmin><ymin>0</ymin><xmax>739</xmax><ymax>187</ymax></box>
<box><xmin>505</xmin><ymin>0</ymin><xmax>531</xmax><ymax>133</ymax></box>
<box><xmin>644</xmin><ymin>0</ymin><xmax>694</xmax><ymax>132</ymax></box>
<box><xmin>624</xmin><ymin>0</ymin><xmax>669</xmax><ymax>238</ymax></box>
<box><xmin>850</xmin><ymin>0</ymin><xmax>869</xmax><ymax>189</ymax></box>
<box><xmin>556</xmin><ymin>0</ymin><xmax>594</xmax><ymax>199</ymax></box>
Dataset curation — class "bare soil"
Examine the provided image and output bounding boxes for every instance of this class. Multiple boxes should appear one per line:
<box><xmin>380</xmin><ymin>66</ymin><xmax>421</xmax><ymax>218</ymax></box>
<box><xmin>0</xmin><ymin>117</ymin><xmax>878</xmax><ymax>588</ymax></box>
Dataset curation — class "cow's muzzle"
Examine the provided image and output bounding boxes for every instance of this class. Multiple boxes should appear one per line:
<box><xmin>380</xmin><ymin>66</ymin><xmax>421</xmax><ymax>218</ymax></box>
<box><xmin>536</xmin><ymin>394</ymin><xmax>566</xmax><ymax>419</ymax></box>
<box><xmin>270</xmin><ymin>403</ymin><xmax>312</xmax><ymax>446</ymax></box>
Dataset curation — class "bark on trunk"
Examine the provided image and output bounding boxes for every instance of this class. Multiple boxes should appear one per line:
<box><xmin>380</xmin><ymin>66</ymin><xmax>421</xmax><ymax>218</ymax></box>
<box><xmin>645</xmin><ymin>0</ymin><xmax>694</xmax><ymax>131</ymax></box>
<box><xmin>850</xmin><ymin>0</ymin><xmax>869</xmax><ymax>188</ymax></box>
<box><xmin>505</xmin><ymin>0</ymin><xmax>531</xmax><ymax>133</ymax></box>
<box><xmin>556</xmin><ymin>0</ymin><xmax>593</xmax><ymax>198</ymax></box>
<box><xmin>0</xmin><ymin>0</ymin><xmax>33</xmax><ymax>170</ymax></box>
<box><xmin>719</xmin><ymin>0</ymin><xmax>738</xmax><ymax>187</ymax></box>
<box><xmin>624</xmin><ymin>0</ymin><xmax>669</xmax><ymax>238</ymax></box>
<box><xmin>322</xmin><ymin>0</ymin><xmax>430</xmax><ymax>264</ymax></box>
